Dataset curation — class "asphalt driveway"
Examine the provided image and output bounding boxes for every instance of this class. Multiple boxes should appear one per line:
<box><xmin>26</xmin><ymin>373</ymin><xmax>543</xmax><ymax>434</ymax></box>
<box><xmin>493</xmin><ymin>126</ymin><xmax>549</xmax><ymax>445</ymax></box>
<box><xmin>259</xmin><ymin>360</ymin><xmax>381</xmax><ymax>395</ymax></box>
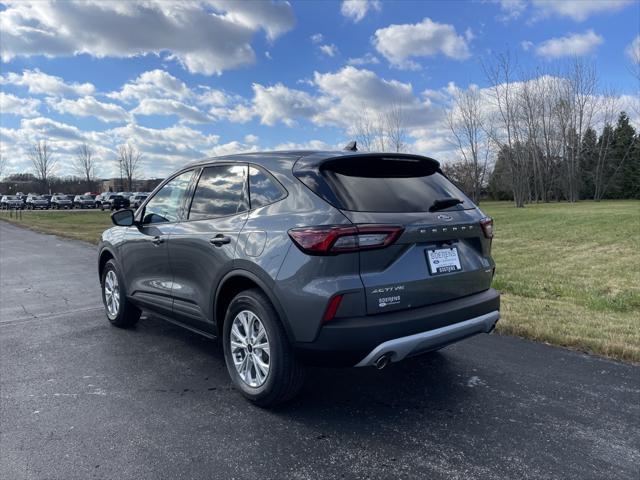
<box><xmin>1</xmin><ymin>221</ymin><xmax>638</xmax><ymax>480</ymax></box>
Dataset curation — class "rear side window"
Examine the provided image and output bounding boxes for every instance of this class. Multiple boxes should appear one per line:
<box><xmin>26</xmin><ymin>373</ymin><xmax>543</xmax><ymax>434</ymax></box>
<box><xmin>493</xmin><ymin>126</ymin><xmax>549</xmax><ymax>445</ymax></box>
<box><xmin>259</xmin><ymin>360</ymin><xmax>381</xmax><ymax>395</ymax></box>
<box><xmin>249</xmin><ymin>166</ymin><xmax>286</xmax><ymax>208</ymax></box>
<box><xmin>188</xmin><ymin>165</ymin><xmax>248</xmax><ymax>220</ymax></box>
<box><xmin>321</xmin><ymin>157</ymin><xmax>473</xmax><ymax>213</ymax></box>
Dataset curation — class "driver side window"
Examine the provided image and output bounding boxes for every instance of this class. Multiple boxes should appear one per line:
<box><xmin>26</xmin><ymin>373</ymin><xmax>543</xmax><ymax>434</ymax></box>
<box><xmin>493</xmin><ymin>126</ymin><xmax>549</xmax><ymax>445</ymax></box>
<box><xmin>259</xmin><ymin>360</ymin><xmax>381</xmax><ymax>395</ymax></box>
<box><xmin>143</xmin><ymin>170</ymin><xmax>194</xmax><ymax>224</ymax></box>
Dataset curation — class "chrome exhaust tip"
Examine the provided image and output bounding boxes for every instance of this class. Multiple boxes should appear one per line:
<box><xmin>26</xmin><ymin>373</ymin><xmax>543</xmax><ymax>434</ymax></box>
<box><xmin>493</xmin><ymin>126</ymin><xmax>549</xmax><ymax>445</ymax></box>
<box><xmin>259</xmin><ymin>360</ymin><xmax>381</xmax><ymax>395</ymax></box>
<box><xmin>374</xmin><ymin>353</ymin><xmax>392</xmax><ymax>370</ymax></box>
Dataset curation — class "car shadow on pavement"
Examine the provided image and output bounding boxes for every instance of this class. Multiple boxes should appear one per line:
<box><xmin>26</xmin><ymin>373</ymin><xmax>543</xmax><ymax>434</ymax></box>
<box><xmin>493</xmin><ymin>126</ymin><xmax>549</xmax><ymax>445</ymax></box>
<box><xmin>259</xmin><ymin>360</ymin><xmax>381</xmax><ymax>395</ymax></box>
<box><xmin>139</xmin><ymin>313</ymin><xmax>473</xmax><ymax>423</ymax></box>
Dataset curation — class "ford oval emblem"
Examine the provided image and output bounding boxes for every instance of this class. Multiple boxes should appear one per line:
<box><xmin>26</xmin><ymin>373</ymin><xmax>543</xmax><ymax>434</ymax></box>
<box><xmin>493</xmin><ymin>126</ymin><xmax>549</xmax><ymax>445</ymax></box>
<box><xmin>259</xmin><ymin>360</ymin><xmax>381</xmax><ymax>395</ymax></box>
<box><xmin>437</xmin><ymin>214</ymin><xmax>453</xmax><ymax>221</ymax></box>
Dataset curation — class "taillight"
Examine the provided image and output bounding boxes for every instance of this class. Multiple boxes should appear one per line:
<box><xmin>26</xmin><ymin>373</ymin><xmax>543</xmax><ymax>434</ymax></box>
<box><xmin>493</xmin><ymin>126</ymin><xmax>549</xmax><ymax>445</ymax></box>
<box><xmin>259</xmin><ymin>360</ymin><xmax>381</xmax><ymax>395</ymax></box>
<box><xmin>288</xmin><ymin>224</ymin><xmax>404</xmax><ymax>255</ymax></box>
<box><xmin>480</xmin><ymin>217</ymin><xmax>493</xmax><ymax>239</ymax></box>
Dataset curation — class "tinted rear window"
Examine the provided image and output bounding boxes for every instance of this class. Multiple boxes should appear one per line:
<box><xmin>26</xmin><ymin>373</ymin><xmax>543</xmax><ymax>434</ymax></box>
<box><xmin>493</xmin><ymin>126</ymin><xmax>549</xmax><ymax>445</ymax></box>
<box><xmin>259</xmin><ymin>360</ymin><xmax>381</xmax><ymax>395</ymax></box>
<box><xmin>321</xmin><ymin>157</ymin><xmax>473</xmax><ymax>213</ymax></box>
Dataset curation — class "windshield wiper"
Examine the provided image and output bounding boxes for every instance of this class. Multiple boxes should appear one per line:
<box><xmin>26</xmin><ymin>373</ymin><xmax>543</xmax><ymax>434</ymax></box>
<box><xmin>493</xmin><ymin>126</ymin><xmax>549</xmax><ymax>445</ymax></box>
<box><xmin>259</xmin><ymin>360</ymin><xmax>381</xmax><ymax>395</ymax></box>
<box><xmin>429</xmin><ymin>197</ymin><xmax>463</xmax><ymax>212</ymax></box>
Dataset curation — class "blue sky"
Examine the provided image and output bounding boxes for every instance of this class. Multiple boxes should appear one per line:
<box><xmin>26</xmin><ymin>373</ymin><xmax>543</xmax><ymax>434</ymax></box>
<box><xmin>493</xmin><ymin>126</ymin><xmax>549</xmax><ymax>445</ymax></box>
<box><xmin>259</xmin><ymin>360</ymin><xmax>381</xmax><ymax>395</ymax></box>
<box><xmin>1</xmin><ymin>0</ymin><xmax>639</xmax><ymax>178</ymax></box>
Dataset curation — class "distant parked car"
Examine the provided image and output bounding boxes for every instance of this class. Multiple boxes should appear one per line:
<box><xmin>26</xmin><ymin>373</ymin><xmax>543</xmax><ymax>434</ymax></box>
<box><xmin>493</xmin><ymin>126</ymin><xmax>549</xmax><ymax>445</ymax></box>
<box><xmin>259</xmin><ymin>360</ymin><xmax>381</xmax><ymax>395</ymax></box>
<box><xmin>1</xmin><ymin>195</ymin><xmax>24</xmax><ymax>209</ymax></box>
<box><xmin>51</xmin><ymin>195</ymin><xmax>73</xmax><ymax>209</ymax></box>
<box><xmin>26</xmin><ymin>195</ymin><xmax>50</xmax><ymax>210</ymax></box>
<box><xmin>74</xmin><ymin>195</ymin><xmax>95</xmax><ymax>209</ymax></box>
<box><xmin>95</xmin><ymin>193</ymin><xmax>114</xmax><ymax>209</ymax></box>
<box><xmin>41</xmin><ymin>195</ymin><xmax>52</xmax><ymax>206</ymax></box>
<box><xmin>129</xmin><ymin>193</ymin><xmax>148</xmax><ymax>209</ymax></box>
<box><xmin>101</xmin><ymin>194</ymin><xmax>130</xmax><ymax>211</ymax></box>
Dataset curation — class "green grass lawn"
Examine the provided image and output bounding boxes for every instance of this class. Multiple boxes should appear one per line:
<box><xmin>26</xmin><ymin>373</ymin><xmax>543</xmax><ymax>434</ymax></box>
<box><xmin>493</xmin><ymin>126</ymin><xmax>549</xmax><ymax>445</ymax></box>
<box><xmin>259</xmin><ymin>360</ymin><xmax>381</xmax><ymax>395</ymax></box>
<box><xmin>481</xmin><ymin>200</ymin><xmax>640</xmax><ymax>363</ymax></box>
<box><xmin>0</xmin><ymin>209</ymin><xmax>111</xmax><ymax>244</ymax></box>
<box><xmin>1</xmin><ymin>200</ymin><xmax>639</xmax><ymax>362</ymax></box>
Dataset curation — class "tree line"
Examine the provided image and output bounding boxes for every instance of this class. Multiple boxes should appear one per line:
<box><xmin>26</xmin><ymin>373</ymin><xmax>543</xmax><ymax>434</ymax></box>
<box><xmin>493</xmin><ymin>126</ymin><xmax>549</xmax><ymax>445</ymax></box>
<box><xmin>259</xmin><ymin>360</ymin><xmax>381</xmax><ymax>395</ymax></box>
<box><xmin>353</xmin><ymin>54</ymin><xmax>639</xmax><ymax>206</ymax></box>
<box><xmin>0</xmin><ymin>140</ymin><xmax>144</xmax><ymax>194</ymax></box>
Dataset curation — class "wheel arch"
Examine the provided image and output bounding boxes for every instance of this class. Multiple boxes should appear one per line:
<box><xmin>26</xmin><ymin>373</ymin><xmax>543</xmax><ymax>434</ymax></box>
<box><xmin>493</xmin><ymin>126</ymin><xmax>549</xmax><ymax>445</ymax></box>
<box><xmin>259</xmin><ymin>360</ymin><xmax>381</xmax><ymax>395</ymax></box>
<box><xmin>98</xmin><ymin>247</ymin><xmax>116</xmax><ymax>280</ymax></box>
<box><xmin>214</xmin><ymin>269</ymin><xmax>293</xmax><ymax>342</ymax></box>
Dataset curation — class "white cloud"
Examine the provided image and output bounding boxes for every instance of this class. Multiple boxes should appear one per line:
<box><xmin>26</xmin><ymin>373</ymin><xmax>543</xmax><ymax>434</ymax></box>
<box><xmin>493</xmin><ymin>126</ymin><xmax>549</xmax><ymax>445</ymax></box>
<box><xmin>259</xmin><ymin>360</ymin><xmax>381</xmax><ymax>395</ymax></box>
<box><xmin>311</xmin><ymin>66</ymin><xmax>441</xmax><ymax>132</ymax></box>
<box><xmin>216</xmin><ymin>66</ymin><xmax>443</xmax><ymax>135</ymax></box>
<box><xmin>347</xmin><ymin>53</ymin><xmax>380</xmax><ymax>66</ymax></box>
<box><xmin>244</xmin><ymin>134</ymin><xmax>259</xmax><ymax>144</ymax></box>
<box><xmin>206</xmin><ymin>141</ymin><xmax>260</xmax><ymax>158</ymax></box>
<box><xmin>0</xmin><ymin>69</ymin><xmax>95</xmax><ymax>97</ymax></box>
<box><xmin>531</xmin><ymin>0</ymin><xmax>634</xmax><ymax>22</ymax></box>
<box><xmin>211</xmin><ymin>0</ymin><xmax>295</xmax><ymax>41</ymax></box>
<box><xmin>311</xmin><ymin>33</ymin><xmax>324</xmax><ymax>44</ymax></box>
<box><xmin>340</xmin><ymin>0</ymin><xmax>381</xmax><ymax>23</ymax></box>
<box><xmin>0</xmin><ymin>0</ymin><xmax>295</xmax><ymax>75</ymax></box>
<box><xmin>274</xmin><ymin>140</ymin><xmax>335</xmax><ymax>151</ymax></box>
<box><xmin>521</xmin><ymin>40</ymin><xmax>534</xmax><ymax>52</ymax></box>
<box><xmin>626</xmin><ymin>35</ymin><xmax>640</xmax><ymax>64</ymax></box>
<box><xmin>48</xmin><ymin>96</ymin><xmax>130</xmax><ymax>123</ymax></box>
<box><xmin>492</xmin><ymin>0</ymin><xmax>527</xmax><ymax>21</ymax></box>
<box><xmin>197</xmin><ymin>87</ymin><xmax>230</xmax><ymax>107</ymax></box>
<box><xmin>535</xmin><ymin>30</ymin><xmax>603</xmax><ymax>59</ymax></box>
<box><xmin>0</xmin><ymin>92</ymin><xmax>40</xmax><ymax>117</ymax></box>
<box><xmin>251</xmin><ymin>83</ymin><xmax>320</xmax><ymax>127</ymax></box>
<box><xmin>373</xmin><ymin>18</ymin><xmax>471</xmax><ymax>69</ymax></box>
<box><xmin>20</xmin><ymin>117</ymin><xmax>85</xmax><ymax>141</ymax></box>
<box><xmin>132</xmin><ymin>99</ymin><xmax>212</xmax><ymax>124</ymax></box>
<box><xmin>108</xmin><ymin>70</ymin><xmax>192</xmax><ymax>102</ymax></box>
<box><xmin>319</xmin><ymin>44</ymin><xmax>339</xmax><ymax>57</ymax></box>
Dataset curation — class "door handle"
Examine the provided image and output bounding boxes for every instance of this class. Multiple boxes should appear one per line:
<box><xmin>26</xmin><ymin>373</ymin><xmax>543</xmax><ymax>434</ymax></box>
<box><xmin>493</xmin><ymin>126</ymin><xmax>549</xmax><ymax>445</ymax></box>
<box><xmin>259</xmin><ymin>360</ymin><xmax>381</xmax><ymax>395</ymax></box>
<box><xmin>210</xmin><ymin>234</ymin><xmax>231</xmax><ymax>247</ymax></box>
<box><xmin>151</xmin><ymin>236</ymin><xmax>164</xmax><ymax>246</ymax></box>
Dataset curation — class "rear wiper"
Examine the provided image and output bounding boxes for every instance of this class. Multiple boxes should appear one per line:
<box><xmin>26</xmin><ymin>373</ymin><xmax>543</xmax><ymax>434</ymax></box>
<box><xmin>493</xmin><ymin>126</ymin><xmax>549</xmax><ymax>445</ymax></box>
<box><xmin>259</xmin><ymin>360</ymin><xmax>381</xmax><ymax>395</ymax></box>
<box><xmin>429</xmin><ymin>197</ymin><xmax>463</xmax><ymax>212</ymax></box>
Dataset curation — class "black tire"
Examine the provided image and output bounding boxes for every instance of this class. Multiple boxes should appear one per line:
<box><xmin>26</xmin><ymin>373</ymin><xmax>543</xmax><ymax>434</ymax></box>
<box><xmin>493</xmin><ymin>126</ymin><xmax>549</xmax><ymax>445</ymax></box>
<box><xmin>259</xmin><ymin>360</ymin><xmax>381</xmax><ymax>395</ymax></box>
<box><xmin>101</xmin><ymin>259</ymin><xmax>140</xmax><ymax>328</ymax></box>
<box><xmin>223</xmin><ymin>289</ymin><xmax>305</xmax><ymax>407</ymax></box>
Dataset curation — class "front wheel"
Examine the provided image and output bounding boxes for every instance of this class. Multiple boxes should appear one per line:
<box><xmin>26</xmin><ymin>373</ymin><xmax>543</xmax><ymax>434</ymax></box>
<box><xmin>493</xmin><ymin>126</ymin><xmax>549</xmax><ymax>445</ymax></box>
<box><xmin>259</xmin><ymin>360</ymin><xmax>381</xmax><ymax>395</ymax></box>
<box><xmin>223</xmin><ymin>289</ymin><xmax>305</xmax><ymax>407</ymax></box>
<box><xmin>101</xmin><ymin>259</ymin><xmax>140</xmax><ymax>328</ymax></box>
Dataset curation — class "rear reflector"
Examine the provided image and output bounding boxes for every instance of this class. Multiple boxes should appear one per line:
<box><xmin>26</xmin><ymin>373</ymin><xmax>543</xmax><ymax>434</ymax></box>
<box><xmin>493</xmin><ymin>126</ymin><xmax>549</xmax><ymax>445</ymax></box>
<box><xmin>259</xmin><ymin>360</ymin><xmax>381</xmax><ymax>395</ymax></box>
<box><xmin>480</xmin><ymin>217</ymin><xmax>493</xmax><ymax>239</ymax></box>
<box><xmin>288</xmin><ymin>224</ymin><xmax>404</xmax><ymax>255</ymax></box>
<box><xmin>322</xmin><ymin>294</ymin><xmax>343</xmax><ymax>324</ymax></box>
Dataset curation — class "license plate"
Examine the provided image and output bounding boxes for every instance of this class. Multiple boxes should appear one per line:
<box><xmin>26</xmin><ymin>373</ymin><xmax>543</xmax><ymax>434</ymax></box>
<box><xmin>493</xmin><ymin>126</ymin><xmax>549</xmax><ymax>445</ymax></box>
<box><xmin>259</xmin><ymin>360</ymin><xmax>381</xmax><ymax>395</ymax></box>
<box><xmin>426</xmin><ymin>247</ymin><xmax>462</xmax><ymax>275</ymax></box>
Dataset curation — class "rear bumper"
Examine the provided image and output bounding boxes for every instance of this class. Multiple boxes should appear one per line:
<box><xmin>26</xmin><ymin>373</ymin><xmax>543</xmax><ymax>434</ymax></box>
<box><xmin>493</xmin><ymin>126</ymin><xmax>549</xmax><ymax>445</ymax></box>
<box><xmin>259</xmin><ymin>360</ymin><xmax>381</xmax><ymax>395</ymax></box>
<box><xmin>294</xmin><ymin>288</ymin><xmax>500</xmax><ymax>366</ymax></box>
<box><xmin>354</xmin><ymin>310</ymin><xmax>498</xmax><ymax>367</ymax></box>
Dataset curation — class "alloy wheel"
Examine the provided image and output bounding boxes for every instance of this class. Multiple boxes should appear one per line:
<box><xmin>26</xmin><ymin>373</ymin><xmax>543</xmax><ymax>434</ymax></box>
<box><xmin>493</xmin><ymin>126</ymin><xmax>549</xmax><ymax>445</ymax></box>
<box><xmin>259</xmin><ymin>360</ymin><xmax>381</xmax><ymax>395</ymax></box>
<box><xmin>230</xmin><ymin>310</ymin><xmax>271</xmax><ymax>387</ymax></box>
<box><xmin>104</xmin><ymin>270</ymin><xmax>120</xmax><ymax>318</ymax></box>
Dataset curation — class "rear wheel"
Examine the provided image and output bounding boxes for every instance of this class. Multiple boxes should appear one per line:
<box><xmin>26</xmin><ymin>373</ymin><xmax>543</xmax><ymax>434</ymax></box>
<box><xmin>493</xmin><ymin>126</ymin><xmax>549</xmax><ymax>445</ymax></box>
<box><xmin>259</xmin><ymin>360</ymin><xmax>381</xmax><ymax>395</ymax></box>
<box><xmin>101</xmin><ymin>259</ymin><xmax>140</xmax><ymax>328</ymax></box>
<box><xmin>223</xmin><ymin>289</ymin><xmax>304</xmax><ymax>407</ymax></box>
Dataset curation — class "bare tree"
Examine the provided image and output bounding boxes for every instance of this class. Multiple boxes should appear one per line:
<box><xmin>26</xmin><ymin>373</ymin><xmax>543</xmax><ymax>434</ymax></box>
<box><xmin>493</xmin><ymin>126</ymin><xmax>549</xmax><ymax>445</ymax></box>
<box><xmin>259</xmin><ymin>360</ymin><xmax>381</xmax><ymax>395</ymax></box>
<box><xmin>354</xmin><ymin>103</ymin><xmax>407</xmax><ymax>153</ymax></box>
<box><xmin>29</xmin><ymin>140</ymin><xmax>57</xmax><ymax>190</ymax></box>
<box><xmin>483</xmin><ymin>52</ymin><xmax>528</xmax><ymax>207</ymax></box>
<box><xmin>74</xmin><ymin>143</ymin><xmax>97</xmax><ymax>188</ymax></box>
<box><xmin>559</xmin><ymin>58</ymin><xmax>598</xmax><ymax>202</ymax></box>
<box><xmin>447</xmin><ymin>87</ymin><xmax>491</xmax><ymax>203</ymax></box>
<box><xmin>354</xmin><ymin>104</ymin><xmax>378</xmax><ymax>152</ymax></box>
<box><xmin>117</xmin><ymin>143</ymin><xmax>142</xmax><ymax>191</ymax></box>
<box><xmin>385</xmin><ymin>104</ymin><xmax>408</xmax><ymax>153</ymax></box>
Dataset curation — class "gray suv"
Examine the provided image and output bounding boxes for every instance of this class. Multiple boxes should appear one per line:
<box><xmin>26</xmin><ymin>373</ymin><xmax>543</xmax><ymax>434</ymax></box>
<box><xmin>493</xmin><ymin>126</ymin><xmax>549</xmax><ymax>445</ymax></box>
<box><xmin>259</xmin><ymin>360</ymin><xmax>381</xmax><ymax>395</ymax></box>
<box><xmin>98</xmin><ymin>150</ymin><xmax>499</xmax><ymax>406</ymax></box>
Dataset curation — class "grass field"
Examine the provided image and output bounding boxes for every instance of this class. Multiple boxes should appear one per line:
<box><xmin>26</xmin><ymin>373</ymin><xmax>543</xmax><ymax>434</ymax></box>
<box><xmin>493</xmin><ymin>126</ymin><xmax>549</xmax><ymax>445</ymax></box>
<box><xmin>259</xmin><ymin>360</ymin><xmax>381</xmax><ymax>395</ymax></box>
<box><xmin>1</xmin><ymin>201</ymin><xmax>639</xmax><ymax>362</ymax></box>
<box><xmin>0</xmin><ymin>209</ymin><xmax>111</xmax><ymax>244</ymax></box>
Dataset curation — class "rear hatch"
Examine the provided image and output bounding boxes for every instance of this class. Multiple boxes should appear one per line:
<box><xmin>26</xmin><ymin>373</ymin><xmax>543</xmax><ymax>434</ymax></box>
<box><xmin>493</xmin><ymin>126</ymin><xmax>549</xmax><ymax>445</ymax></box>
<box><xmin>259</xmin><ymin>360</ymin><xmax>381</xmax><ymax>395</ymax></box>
<box><xmin>295</xmin><ymin>153</ymin><xmax>494</xmax><ymax>315</ymax></box>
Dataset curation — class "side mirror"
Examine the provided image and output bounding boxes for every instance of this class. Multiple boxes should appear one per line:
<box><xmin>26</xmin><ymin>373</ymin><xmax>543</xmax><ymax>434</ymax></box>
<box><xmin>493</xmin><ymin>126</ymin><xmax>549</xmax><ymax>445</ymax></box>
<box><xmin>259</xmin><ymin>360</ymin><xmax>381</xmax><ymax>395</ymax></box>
<box><xmin>111</xmin><ymin>209</ymin><xmax>135</xmax><ymax>226</ymax></box>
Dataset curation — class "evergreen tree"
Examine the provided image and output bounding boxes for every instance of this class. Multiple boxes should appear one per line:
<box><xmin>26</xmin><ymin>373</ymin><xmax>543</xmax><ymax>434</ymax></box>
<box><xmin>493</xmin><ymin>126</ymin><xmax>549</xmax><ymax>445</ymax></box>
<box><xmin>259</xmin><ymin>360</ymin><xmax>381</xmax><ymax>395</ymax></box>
<box><xmin>579</xmin><ymin>127</ymin><xmax>598</xmax><ymax>199</ymax></box>
<box><xmin>488</xmin><ymin>146</ymin><xmax>514</xmax><ymax>201</ymax></box>
<box><xmin>606</xmin><ymin>112</ymin><xmax>637</xmax><ymax>198</ymax></box>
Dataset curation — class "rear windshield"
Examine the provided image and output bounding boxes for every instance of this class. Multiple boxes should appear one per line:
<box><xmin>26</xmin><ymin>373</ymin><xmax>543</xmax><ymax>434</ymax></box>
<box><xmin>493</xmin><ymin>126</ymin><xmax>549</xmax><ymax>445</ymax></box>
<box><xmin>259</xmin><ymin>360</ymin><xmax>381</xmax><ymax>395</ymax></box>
<box><xmin>320</xmin><ymin>157</ymin><xmax>473</xmax><ymax>213</ymax></box>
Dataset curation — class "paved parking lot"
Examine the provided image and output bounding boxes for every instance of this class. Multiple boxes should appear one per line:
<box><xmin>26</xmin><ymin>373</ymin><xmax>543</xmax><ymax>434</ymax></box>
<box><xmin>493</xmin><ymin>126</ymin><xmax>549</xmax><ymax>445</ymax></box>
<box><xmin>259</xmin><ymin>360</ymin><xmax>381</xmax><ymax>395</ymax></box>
<box><xmin>1</xmin><ymin>221</ymin><xmax>638</xmax><ymax>480</ymax></box>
